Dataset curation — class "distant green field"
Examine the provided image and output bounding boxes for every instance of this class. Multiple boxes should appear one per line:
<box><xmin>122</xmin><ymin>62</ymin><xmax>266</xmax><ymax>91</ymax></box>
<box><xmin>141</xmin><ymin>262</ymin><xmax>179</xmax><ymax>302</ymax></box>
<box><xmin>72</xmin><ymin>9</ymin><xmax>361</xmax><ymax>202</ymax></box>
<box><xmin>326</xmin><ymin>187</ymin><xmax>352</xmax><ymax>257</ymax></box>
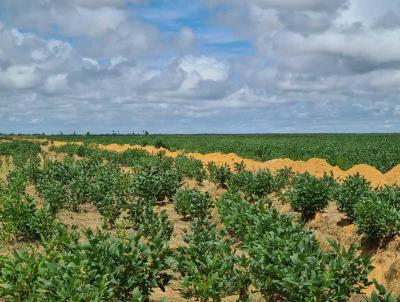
<box><xmin>40</xmin><ymin>134</ymin><xmax>400</xmax><ymax>172</ymax></box>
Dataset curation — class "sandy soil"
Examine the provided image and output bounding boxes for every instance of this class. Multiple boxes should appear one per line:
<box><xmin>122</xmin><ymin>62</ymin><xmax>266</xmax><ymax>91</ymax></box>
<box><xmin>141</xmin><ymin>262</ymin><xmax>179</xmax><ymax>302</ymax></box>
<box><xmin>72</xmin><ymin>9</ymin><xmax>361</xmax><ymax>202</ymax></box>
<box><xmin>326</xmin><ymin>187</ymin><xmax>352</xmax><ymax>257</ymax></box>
<box><xmin>88</xmin><ymin>142</ymin><xmax>400</xmax><ymax>188</ymax></box>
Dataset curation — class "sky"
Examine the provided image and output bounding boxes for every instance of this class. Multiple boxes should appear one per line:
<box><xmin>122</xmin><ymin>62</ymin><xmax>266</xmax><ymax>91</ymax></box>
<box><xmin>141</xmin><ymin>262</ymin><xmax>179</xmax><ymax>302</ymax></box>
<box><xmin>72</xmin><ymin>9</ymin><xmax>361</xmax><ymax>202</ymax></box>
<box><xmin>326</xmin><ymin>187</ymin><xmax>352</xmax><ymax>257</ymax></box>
<box><xmin>1</xmin><ymin>0</ymin><xmax>400</xmax><ymax>134</ymax></box>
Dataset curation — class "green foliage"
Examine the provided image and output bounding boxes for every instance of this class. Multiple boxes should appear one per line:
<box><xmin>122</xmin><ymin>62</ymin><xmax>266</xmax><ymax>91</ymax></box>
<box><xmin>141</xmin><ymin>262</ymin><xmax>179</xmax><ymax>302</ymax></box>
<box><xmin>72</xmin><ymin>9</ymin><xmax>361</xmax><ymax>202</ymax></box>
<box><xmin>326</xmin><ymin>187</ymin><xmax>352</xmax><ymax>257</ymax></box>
<box><xmin>375</xmin><ymin>185</ymin><xmax>400</xmax><ymax>211</ymax></box>
<box><xmin>335</xmin><ymin>173</ymin><xmax>372</xmax><ymax>220</ymax></box>
<box><xmin>45</xmin><ymin>133</ymin><xmax>400</xmax><ymax>173</ymax></box>
<box><xmin>173</xmin><ymin>188</ymin><xmax>213</xmax><ymax>220</ymax></box>
<box><xmin>0</xmin><ymin>140</ymin><xmax>41</xmax><ymax>167</ymax></box>
<box><xmin>217</xmin><ymin>192</ymin><xmax>264</xmax><ymax>241</ymax></box>
<box><xmin>354</xmin><ymin>195</ymin><xmax>400</xmax><ymax>242</ymax></box>
<box><xmin>0</xmin><ymin>230</ymin><xmax>173</xmax><ymax>301</ymax></box>
<box><xmin>228</xmin><ymin>169</ymin><xmax>275</xmax><ymax>201</ymax></box>
<box><xmin>132</xmin><ymin>166</ymin><xmax>180</xmax><ymax>202</ymax></box>
<box><xmin>285</xmin><ymin>172</ymin><xmax>333</xmax><ymax>221</ymax></box>
<box><xmin>176</xmin><ymin>219</ymin><xmax>250</xmax><ymax>301</ymax></box>
<box><xmin>34</xmin><ymin>158</ymin><xmax>132</xmax><ymax>225</ymax></box>
<box><xmin>207</xmin><ymin>162</ymin><xmax>231</xmax><ymax>188</ymax></box>
<box><xmin>174</xmin><ymin>155</ymin><xmax>205</xmax><ymax>183</ymax></box>
<box><xmin>217</xmin><ymin>193</ymin><xmax>372</xmax><ymax>301</ymax></box>
<box><xmin>0</xmin><ymin>195</ymin><xmax>57</xmax><ymax>242</ymax></box>
<box><xmin>127</xmin><ymin>198</ymin><xmax>173</xmax><ymax>241</ymax></box>
<box><xmin>273</xmin><ymin>167</ymin><xmax>295</xmax><ymax>191</ymax></box>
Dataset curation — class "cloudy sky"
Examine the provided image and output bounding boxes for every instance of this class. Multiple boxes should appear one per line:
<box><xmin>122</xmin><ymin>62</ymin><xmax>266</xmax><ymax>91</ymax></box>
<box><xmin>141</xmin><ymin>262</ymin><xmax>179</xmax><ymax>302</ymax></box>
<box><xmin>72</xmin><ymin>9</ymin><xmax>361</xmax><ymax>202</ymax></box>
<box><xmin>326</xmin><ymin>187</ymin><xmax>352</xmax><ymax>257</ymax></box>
<box><xmin>1</xmin><ymin>0</ymin><xmax>400</xmax><ymax>133</ymax></box>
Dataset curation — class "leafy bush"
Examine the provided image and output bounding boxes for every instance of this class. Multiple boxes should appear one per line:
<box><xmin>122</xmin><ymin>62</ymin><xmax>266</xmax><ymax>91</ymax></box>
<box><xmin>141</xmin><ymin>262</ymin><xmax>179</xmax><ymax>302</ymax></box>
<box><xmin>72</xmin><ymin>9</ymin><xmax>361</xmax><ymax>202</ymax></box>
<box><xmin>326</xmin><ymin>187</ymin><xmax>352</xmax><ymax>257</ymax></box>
<box><xmin>217</xmin><ymin>192</ymin><xmax>265</xmax><ymax>240</ymax></box>
<box><xmin>173</xmin><ymin>188</ymin><xmax>213</xmax><ymax>220</ymax></box>
<box><xmin>154</xmin><ymin>140</ymin><xmax>168</xmax><ymax>149</ymax></box>
<box><xmin>0</xmin><ymin>230</ymin><xmax>173</xmax><ymax>301</ymax></box>
<box><xmin>285</xmin><ymin>172</ymin><xmax>333</xmax><ymax>221</ymax></box>
<box><xmin>0</xmin><ymin>195</ymin><xmax>58</xmax><ymax>242</ymax></box>
<box><xmin>207</xmin><ymin>162</ymin><xmax>232</xmax><ymax>188</ymax></box>
<box><xmin>132</xmin><ymin>167</ymin><xmax>179</xmax><ymax>202</ymax></box>
<box><xmin>273</xmin><ymin>167</ymin><xmax>295</xmax><ymax>191</ymax></box>
<box><xmin>376</xmin><ymin>185</ymin><xmax>400</xmax><ymax>211</ymax></box>
<box><xmin>218</xmin><ymin>193</ymin><xmax>372</xmax><ymax>301</ymax></box>
<box><xmin>335</xmin><ymin>173</ymin><xmax>372</xmax><ymax>220</ymax></box>
<box><xmin>35</xmin><ymin>158</ymin><xmax>132</xmax><ymax>224</ymax></box>
<box><xmin>354</xmin><ymin>195</ymin><xmax>400</xmax><ymax>242</ymax></box>
<box><xmin>127</xmin><ymin>198</ymin><xmax>173</xmax><ymax>241</ymax></box>
<box><xmin>176</xmin><ymin>219</ymin><xmax>250</xmax><ymax>301</ymax></box>
<box><xmin>228</xmin><ymin>169</ymin><xmax>275</xmax><ymax>201</ymax></box>
<box><xmin>174</xmin><ymin>155</ymin><xmax>205</xmax><ymax>183</ymax></box>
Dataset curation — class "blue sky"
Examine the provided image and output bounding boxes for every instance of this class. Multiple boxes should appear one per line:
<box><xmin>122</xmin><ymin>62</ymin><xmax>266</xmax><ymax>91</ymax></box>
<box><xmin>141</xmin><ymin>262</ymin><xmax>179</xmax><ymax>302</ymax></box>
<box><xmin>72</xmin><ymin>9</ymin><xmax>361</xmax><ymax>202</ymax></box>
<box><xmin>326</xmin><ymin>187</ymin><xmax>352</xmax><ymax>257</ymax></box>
<box><xmin>1</xmin><ymin>0</ymin><xmax>400</xmax><ymax>134</ymax></box>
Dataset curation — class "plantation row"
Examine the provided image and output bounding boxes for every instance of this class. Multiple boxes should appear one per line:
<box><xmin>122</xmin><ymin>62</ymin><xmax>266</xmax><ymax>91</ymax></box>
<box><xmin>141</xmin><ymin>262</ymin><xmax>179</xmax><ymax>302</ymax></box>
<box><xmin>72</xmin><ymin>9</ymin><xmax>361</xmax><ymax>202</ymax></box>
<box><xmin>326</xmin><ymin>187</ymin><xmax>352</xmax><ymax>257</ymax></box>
<box><xmin>0</xmin><ymin>141</ymin><xmax>399</xmax><ymax>301</ymax></box>
<box><xmin>43</xmin><ymin>133</ymin><xmax>400</xmax><ymax>172</ymax></box>
<box><xmin>51</xmin><ymin>143</ymin><xmax>400</xmax><ymax>243</ymax></box>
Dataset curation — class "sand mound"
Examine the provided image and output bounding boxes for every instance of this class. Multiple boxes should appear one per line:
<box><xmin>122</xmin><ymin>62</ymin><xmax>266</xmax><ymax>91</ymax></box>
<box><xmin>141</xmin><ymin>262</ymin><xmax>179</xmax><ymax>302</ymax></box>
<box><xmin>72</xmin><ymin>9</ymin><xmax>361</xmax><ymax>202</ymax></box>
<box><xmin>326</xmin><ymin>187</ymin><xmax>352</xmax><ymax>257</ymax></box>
<box><xmin>93</xmin><ymin>143</ymin><xmax>400</xmax><ymax>187</ymax></box>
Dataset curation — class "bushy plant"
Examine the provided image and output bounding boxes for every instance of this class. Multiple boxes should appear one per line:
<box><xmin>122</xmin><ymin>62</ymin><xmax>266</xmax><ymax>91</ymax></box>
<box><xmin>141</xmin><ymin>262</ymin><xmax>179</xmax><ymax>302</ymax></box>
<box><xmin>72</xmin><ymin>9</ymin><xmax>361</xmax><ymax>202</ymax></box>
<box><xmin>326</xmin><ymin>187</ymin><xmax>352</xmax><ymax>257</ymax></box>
<box><xmin>217</xmin><ymin>192</ymin><xmax>265</xmax><ymax>240</ymax></box>
<box><xmin>0</xmin><ymin>230</ymin><xmax>173</xmax><ymax>301</ymax></box>
<box><xmin>376</xmin><ymin>185</ymin><xmax>400</xmax><ymax>211</ymax></box>
<box><xmin>273</xmin><ymin>167</ymin><xmax>295</xmax><ymax>192</ymax></box>
<box><xmin>132</xmin><ymin>167</ymin><xmax>179</xmax><ymax>202</ymax></box>
<box><xmin>354</xmin><ymin>195</ymin><xmax>400</xmax><ymax>242</ymax></box>
<box><xmin>335</xmin><ymin>173</ymin><xmax>372</xmax><ymax>220</ymax></box>
<box><xmin>174</xmin><ymin>155</ymin><xmax>205</xmax><ymax>183</ymax></box>
<box><xmin>285</xmin><ymin>172</ymin><xmax>333</xmax><ymax>221</ymax></box>
<box><xmin>173</xmin><ymin>188</ymin><xmax>213</xmax><ymax>220</ymax></box>
<box><xmin>228</xmin><ymin>169</ymin><xmax>275</xmax><ymax>201</ymax></box>
<box><xmin>207</xmin><ymin>162</ymin><xmax>231</xmax><ymax>188</ymax></box>
<box><xmin>218</xmin><ymin>193</ymin><xmax>371</xmax><ymax>301</ymax></box>
<box><xmin>0</xmin><ymin>195</ymin><xmax>58</xmax><ymax>242</ymax></box>
<box><xmin>176</xmin><ymin>219</ymin><xmax>250</xmax><ymax>301</ymax></box>
<box><xmin>127</xmin><ymin>198</ymin><xmax>173</xmax><ymax>241</ymax></box>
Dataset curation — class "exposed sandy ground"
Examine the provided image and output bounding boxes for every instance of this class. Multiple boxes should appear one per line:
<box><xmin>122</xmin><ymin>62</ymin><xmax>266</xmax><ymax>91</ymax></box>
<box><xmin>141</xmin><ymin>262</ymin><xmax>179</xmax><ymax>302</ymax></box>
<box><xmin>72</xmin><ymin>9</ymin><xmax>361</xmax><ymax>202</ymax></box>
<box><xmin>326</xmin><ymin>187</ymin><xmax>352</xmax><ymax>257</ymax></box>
<box><xmin>82</xmin><ymin>142</ymin><xmax>400</xmax><ymax>188</ymax></box>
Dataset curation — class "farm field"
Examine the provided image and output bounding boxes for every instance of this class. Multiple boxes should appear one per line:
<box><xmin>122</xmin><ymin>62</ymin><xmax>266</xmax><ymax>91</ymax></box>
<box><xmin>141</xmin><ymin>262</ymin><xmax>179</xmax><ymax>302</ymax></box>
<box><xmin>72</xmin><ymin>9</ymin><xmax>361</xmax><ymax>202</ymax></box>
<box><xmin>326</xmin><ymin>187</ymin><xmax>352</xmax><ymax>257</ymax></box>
<box><xmin>0</xmin><ymin>137</ymin><xmax>399</xmax><ymax>301</ymax></box>
<box><xmin>44</xmin><ymin>134</ymin><xmax>400</xmax><ymax>173</ymax></box>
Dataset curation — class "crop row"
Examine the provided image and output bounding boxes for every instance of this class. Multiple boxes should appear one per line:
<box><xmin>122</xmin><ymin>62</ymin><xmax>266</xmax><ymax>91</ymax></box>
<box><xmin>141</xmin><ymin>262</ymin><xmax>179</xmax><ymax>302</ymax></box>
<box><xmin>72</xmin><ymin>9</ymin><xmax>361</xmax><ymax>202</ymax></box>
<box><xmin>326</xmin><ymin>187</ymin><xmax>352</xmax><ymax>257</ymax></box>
<box><xmin>0</xmin><ymin>142</ymin><xmax>399</xmax><ymax>300</ymax></box>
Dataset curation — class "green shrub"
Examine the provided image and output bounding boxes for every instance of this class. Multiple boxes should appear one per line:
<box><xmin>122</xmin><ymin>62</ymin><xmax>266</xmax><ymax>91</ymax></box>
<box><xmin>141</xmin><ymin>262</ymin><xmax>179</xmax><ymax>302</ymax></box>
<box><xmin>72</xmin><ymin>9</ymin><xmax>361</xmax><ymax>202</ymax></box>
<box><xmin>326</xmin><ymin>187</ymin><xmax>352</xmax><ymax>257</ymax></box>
<box><xmin>207</xmin><ymin>162</ymin><xmax>231</xmax><ymax>188</ymax></box>
<box><xmin>218</xmin><ymin>193</ymin><xmax>371</xmax><ymax>301</ymax></box>
<box><xmin>176</xmin><ymin>219</ymin><xmax>250</xmax><ymax>301</ymax></box>
<box><xmin>127</xmin><ymin>198</ymin><xmax>173</xmax><ymax>241</ymax></box>
<box><xmin>0</xmin><ymin>230</ymin><xmax>173</xmax><ymax>301</ymax></box>
<box><xmin>174</xmin><ymin>155</ymin><xmax>205</xmax><ymax>183</ymax></box>
<box><xmin>286</xmin><ymin>172</ymin><xmax>332</xmax><ymax>221</ymax></box>
<box><xmin>217</xmin><ymin>192</ymin><xmax>266</xmax><ymax>240</ymax></box>
<box><xmin>376</xmin><ymin>185</ymin><xmax>400</xmax><ymax>211</ymax></box>
<box><xmin>273</xmin><ymin>167</ymin><xmax>295</xmax><ymax>191</ymax></box>
<box><xmin>132</xmin><ymin>167</ymin><xmax>179</xmax><ymax>202</ymax></box>
<box><xmin>335</xmin><ymin>174</ymin><xmax>372</xmax><ymax>220</ymax></box>
<box><xmin>354</xmin><ymin>195</ymin><xmax>400</xmax><ymax>242</ymax></box>
<box><xmin>173</xmin><ymin>188</ymin><xmax>213</xmax><ymax>220</ymax></box>
<box><xmin>228</xmin><ymin>169</ymin><xmax>275</xmax><ymax>201</ymax></box>
<box><xmin>0</xmin><ymin>195</ymin><xmax>58</xmax><ymax>242</ymax></box>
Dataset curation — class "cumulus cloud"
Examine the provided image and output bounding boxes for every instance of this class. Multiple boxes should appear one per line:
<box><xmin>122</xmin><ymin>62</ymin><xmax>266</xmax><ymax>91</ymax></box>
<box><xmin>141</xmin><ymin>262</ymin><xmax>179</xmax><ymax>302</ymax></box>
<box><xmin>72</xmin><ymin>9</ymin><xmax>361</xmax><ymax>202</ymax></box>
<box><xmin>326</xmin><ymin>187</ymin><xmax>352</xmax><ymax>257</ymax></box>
<box><xmin>1</xmin><ymin>0</ymin><xmax>400</xmax><ymax>133</ymax></box>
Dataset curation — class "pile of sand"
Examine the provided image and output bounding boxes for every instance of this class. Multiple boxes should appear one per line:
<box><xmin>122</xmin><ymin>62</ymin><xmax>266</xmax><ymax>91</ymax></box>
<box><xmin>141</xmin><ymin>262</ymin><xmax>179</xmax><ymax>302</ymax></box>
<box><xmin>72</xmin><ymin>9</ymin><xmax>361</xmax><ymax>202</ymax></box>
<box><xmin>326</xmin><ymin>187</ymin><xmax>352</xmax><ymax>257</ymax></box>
<box><xmin>93</xmin><ymin>143</ymin><xmax>400</xmax><ymax>188</ymax></box>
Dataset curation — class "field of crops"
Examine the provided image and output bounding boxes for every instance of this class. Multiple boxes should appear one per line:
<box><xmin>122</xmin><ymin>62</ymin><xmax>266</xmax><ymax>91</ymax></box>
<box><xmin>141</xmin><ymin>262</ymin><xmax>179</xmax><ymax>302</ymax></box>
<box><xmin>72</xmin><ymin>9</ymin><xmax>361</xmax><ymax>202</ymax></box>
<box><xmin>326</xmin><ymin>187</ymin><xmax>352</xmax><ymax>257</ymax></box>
<box><xmin>44</xmin><ymin>134</ymin><xmax>400</xmax><ymax>172</ymax></box>
<box><xmin>0</xmin><ymin>138</ymin><xmax>399</xmax><ymax>301</ymax></box>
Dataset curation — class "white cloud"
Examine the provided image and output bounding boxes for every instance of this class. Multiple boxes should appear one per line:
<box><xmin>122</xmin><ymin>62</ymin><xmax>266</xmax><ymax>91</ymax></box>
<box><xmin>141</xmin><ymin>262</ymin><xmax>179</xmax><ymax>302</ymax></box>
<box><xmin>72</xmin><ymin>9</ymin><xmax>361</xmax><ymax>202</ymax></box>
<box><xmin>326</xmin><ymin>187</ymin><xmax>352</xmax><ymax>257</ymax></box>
<box><xmin>0</xmin><ymin>65</ymin><xmax>40</xmax><ymax>89</ymax></box>
<box><xmin>44</xmin><ymin>73</ymin><xmax>68</xmax><ymax>93</ymax></box>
